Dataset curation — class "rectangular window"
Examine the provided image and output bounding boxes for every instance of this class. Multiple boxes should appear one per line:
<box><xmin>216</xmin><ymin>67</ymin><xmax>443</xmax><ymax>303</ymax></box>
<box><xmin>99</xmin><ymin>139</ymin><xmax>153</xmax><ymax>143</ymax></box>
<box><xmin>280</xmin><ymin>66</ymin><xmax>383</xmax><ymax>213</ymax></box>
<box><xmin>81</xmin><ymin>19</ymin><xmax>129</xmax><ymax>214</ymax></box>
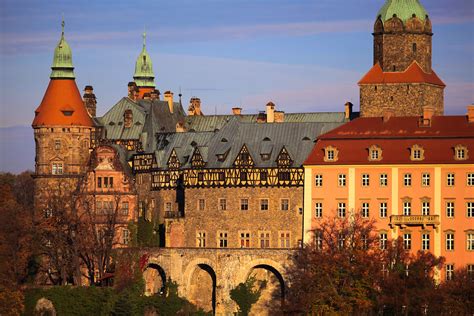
<box><xmin>403</xmin><ymin>233</ymin><xmax>412</xmax><ymax>250</ymax></box>
<box><xmin>404</xmin><ymin>173</ymin><xmax>412</xmax><ymax>187</ymax></box>
<box><xmin>54</xmin><ymin>139</ymin><xmax>61</xmax><ymax>150</ymax></box>
<box><xmin>468</xmin><ymin>233</ymin><xmax>474</xmax><ymax>251</ymax></box>
<box><xmin>165</xmin><ymin>202</ymin><xmax>172</xmax><ymax>213</ymax></box>
<box><xmin>122</xmin><ymin>229</ymin><xmax>130</xmax><ymax>245</ymax></box>
<box><xmin>259</xmin><ymin>232</ymin><xmax>270</xmax><ymax>248</ymax></box>
<box><xmin>338</xmin><ymin>233</ymin><xmax>345</xmax><ymax>249</ymax></box>
<box><xmin>446</xmin><ymin>233</ymin><xmax>454</xmax><ymax>251</ymax></box>
<box><xmin>240</xmin><ymin>232</ymin><xmax>250</xmax><ymax>248</ymax></box>
<box><xmin>422</xmin><ymin>173</ymin><xmax>430</xmax><ymax>187</ymax></box>
<box><xmin>121</xmin><ymin>201</ymin><xmax>129</xmax><ymax>215</ymax></box>
<box><xmin>467</xmin><ymin>265</ymin><xmax>474</xmax><ymax>279</ymax></box>
<box><xmin>446</xmin><ymin>264</ymin><xmax>454</xmax><ymax>281</ymax></box>
<box><xmin>446</xmin><ymin>201</ymin><xmax>455</xmax><ymax>218</ymax></box>
<box><xmin>52</xmin><ymin>163</ymin><xmax>63</xmax><ymax>175</ymax></box>
<box><xmin>422</xmin><ymin>233</ymin><xmax>430</xmax><ymax>250</ymax></box>
<box><xmin>279</xmin><ymin>232</ymin><xmax>291</xmax><ymax>248</ymax></box>
<box><xmin>421</xmin><ymin>201</ymin><xmax>430</xmax><ymax>216</ymax></box>
<box><xmin>380</xmin><ymin>173</ymin><xmax>388</xmax><ymax>187</ymax></box>
<box><xmin>447</xmin><ymin>173</ymin><xmax>455</xmax><ymax>186</ymax></box>
<box><xmin>218</xmin><ymin>232</ymin><xmax>228</xmax><ymax>248</ymax></box>
<box><xmin>380</xmin><ymin>233</ymin><xmax>388</xmax><ymax>250</ymax></box>
<box><xmin>327</xmin><ymin>150</ymin><xmax>335</xmax><ymax>161</ymax></box>
<box><xmin>403</xmin><ymin>201</ymin><xmax>411</xmax><ymax>216</ymax></box>
<box><xmin>240</xmin><ymin>199</ymin><xmax>249</xmax><ymax>211</ymax></box>
<box><xmin>413</xmin><ymin>149</ymin><xmax>422</xmax><ymax>160</ymax></box>
<box><xmin>97</xmin><ymin>176</ymin><xmax>102</xmax><ymax>188</ymax></box>
<box><xmin>104</xmin><ymin>177</ymin><xmax>109</xmax><ymax>188</ymax></box>
<box><xmin>314</xmin><ymin>230</ymin><xmax>323</xmax><ymax>250</ymax></box>
<box><xmin>109</xmin><ymin>177</ymin><xmax>113</xmax><ymax>188</ymax></box>
<box><xmin>197</xmin><ymin>231</ymin><xmax>206</xmax><ymax>248</ymax></box>
<box><xmin>361</xmin><ymin>202</ymin><xmax>369</xmax><ymax>218</ymax></box>
<box><xmin>467</xmin><ymin>202</ymin><xmax>474</xmax><ymax>218</ymax></box>
<box><xmin>315</xmin><ymin>174</ymin><xmax>323</xmax><ymax>187</ymax></box>
<box><xmin>260</xmin><ymin>199</ymin><xmax>269</xmax><ymax>211</ymax></box>
<box><xmin>362</xmin><ymin>174</ymin><xmax>370</xmax><ymax>187</ymax></box>
<box><xmin>338</xmin><ymin>174</ymin><xmax>346</xmax><ymax>187</ymax></box>
<box><xmin>219</xmin><ymin>199</ymin><xmax>227</xmax><ymax>211</ymax></box>
<box><xmin>280</xmin><ymin>199</ymin><xmax>289</xmax><ymax>211</ymax></box>
<box><xmin>338</xmin><ymin>202</ymin><xmax>346</xmax><ymax>218</ymax></box>
<box><xmin>198</xmin><ymin>199</ymin><xmax>205</xmax><ymax>211</ymax></box>
<box><xmin>468</xmin><ymin>173</ymin><xmax>474</xmax><ymax>186</ymax></box>
<box><xmin>315</xmin><ymin>202</ymin><xmax>323</xmax><ymax>218</ymax></box>
<box><xmin>379</xmin><ymin>202</ymin><xmax>388</xmax><ymax>218</ymax></box>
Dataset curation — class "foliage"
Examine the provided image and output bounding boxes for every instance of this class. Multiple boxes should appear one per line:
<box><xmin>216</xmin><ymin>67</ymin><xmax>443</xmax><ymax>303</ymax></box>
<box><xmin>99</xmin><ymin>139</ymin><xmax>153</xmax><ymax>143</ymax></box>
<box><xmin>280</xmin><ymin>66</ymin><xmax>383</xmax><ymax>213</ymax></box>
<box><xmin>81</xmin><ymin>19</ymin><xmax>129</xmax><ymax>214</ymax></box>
<box><xmin>0</xmin><ymin>286</ymin><xmax>25</xmax><ymax>316</ymax></box>
<box><xmin>137</xmin><ymin>217</ymin><xmax>160</xmax><ymax>247</ymax></box>
<box><xmin>230</xmin><ymin>276</ymin><xmax>265</xmax><ymax>316</ymax></box>
<box><xmin>433</xmin><ymin>267</ymin><xmax>474</xmax><ymax>315</ymax></box>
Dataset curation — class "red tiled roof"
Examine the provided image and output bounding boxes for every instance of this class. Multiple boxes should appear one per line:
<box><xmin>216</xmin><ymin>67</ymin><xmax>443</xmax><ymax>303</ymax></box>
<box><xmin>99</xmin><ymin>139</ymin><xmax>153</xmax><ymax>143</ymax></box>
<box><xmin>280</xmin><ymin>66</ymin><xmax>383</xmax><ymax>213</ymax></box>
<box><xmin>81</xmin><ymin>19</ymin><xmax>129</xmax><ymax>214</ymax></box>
<box><xmin>358</xmin><ymin>62</ymin><xmax>445</xmax><ymax>87</ymax></box>
<box><xmin>305</xmin><ymin>116</ymin><xmax>474</xmax><ymax>165</ymax></box>
<box><xmin>32</xmin><ymin>79</ymin><xmax>93</xmax><ymax>127</ymax></box>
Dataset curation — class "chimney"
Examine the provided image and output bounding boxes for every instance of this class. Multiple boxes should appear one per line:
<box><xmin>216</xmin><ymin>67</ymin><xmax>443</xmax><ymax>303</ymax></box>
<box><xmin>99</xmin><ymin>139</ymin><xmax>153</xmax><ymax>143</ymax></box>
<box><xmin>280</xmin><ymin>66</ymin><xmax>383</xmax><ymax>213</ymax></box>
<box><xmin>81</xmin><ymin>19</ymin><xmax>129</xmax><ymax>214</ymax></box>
<box><xmin>188</xmin><ymin>97</ymin><xmax>202</xmax><ymax>116</ymax></box>
<box><xmin>420</xmin><ymin>106</ymin><xmax>435</xmax><ymax>127</ymax></box>
<box><xmin>266</xmin><ymin>101</ymin><xmax>275</xmax><ymax>123</ymax></box>
<box><xmin>232</xmin><ymin>107</ymin><xmax>242</xmax><ymax>115</ymax></box>
<box><xmin>382</xmin><ymin>110</ymin><xmax>394</xmax><ymax>123</ymax></box>
<box><xmin>127</xmin><ymin>82</ymin><xmax>137</xmax><ymax>100</ymax></box>
<box><xmin>143</xmin><ymin>92</ymin><xmax>151</xmax><ymax>100</ymax></box>
<box><xmin>274</xmin><ymin>111</ymin><xmax>285</xmax><ymax>123</ymax></box>
<box><xmin>83</xmin><ymin>85</ymin><xmax>97</xmax><ymax>117</ymax></box>
<box><xmin>164</xmin><ymin>91</ymin><xmax>174</xmax><ymax>113</ymax></box>
<box><xmin>344</xmin><ymin>102</ymin><xmax>353</xmax><ymax>120</ymax></box>
<box><xmin>176</xmin><ymin>122</ymin><xmax>186</xmax><ymax>133</ymax></box>
<box><xmin>150</xmin><ymin>89</ymin><xmax>159</xmax><ymax>100</ymax></box>
<box><xmin>467</xmin><ymin>104</ymin><xmax>474</xmax><ymax>123</ymax></box>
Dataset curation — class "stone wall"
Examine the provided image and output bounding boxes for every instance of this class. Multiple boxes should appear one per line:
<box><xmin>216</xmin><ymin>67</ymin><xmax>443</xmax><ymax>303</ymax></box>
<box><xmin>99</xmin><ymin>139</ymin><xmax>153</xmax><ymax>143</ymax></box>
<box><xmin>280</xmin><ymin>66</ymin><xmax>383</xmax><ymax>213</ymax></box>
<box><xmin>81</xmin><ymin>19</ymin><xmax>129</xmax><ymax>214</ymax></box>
<box><xmin>360</xmin><ymin>83</ymin><xmax>444</xmax><ymax>117</ymax></box>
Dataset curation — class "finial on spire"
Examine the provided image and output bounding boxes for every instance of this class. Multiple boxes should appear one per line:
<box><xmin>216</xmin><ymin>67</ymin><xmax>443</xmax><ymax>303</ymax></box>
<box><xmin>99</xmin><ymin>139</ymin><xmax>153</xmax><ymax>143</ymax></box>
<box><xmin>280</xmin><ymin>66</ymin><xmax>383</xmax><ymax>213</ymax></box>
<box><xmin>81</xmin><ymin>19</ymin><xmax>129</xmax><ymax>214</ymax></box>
<box><xmin>61</xmin><ymin>14</ymin><xmax>65</xmax><ymax>35</ymax></box>
<box><xmin>143</xmin><ymin>27</ymin><xmax>146</xmax><ymax>47</ymax></box>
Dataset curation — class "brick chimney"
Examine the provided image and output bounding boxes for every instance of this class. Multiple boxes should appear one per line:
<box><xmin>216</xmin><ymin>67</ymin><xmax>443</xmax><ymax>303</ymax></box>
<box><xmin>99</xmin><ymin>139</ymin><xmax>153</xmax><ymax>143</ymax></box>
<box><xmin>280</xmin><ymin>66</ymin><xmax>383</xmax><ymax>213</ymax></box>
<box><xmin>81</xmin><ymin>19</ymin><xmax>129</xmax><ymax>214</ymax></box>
<box><xmin>188</xmin><ymin>97</ymin><xmax>203</xmax><ymax>116</ymax></box>
<box><xmin>266</xmin><ymin>101</ymin><xmax>275</xmax><ymax>123</ymax></box>
<box><xmin>164</xmin><ymin>91</ymin><xmax>174</xmax><ymax>113</ymax></box>
<box><xmin>420</xmin><ymin>106</ymin><xmax>435</xmax><ymax>127</ymax></box>
<box><xmin>232</xmin><ymin>107</ymin><xmax>242</xmax><ymax>115</ymax></box>
<box><xmin>382</xmin><ymin>110</ymin><xmax>394</xmax><ymax>123</ymax></box>
<box><xmin>127</xmin><ymin>82</ymin><xmax>137</xmax><ymax>100</ymax></box>
<box><xmin>344</xmin><ymin>102</ymin><xmax>353</xmax><ymax>120</ymax></box>
<box><xmin>176</xmin><ymin>121</ymin><xmax>186</xmax><ymax>132</ymax></box>
<box><xmin>274</xmin><ymin>111</ymin><xmax>285</xmax><ymax>123</ymax></box>
<box><xmin>150</xmin><ymin>89</ymin><xmax>160</xmax><ymax>100</ymax></box>
<box><xmin>468</xmin><ymin>104</ymin><xmax>474</xmax><ymax>123</ymax></box>
<box><xmin>143</xmin><ymin>92</ymin><xmax>151</xmax><ymax>100</ymax></box>
<box><xmin>83</xmin><ymin>85</ymin><xmax>97</xmax><ymax>117</ymax></box>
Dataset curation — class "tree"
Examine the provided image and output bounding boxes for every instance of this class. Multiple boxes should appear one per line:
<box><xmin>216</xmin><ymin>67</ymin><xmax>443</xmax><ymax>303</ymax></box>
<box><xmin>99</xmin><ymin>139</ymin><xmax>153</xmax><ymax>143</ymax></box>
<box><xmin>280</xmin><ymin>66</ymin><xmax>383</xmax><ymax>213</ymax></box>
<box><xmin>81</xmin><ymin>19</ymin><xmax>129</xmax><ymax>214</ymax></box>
<box><xmin>230</xmin><ymin>277</ymin><xmax>265</xmax><ymax>316</ymax></box>
<box><xmin>282</xmin><ymin>213</ymin><xmax>381</xmax><ymax>314</ymax></box>
<box><xmin>435</xmin><ymin>267</ymin><xmax>474</xmax><ymax>315</ymax></box>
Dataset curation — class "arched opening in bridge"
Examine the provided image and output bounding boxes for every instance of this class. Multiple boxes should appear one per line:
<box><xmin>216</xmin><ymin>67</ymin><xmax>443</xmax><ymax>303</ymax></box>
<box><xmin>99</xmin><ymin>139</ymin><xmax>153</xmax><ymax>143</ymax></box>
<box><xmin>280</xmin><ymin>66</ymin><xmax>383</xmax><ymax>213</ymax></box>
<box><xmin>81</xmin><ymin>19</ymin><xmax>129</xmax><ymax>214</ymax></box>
<box><xmin>143</xmin><ymin>263</ymin><xmax>166</xmax><ymax>296</ymax></box>
<box><xmin>188</xmin><ymin>263</ymin><xmax>216</xmax><ymax>314</ymax></box>
<box><xmin>247</xmin><ymin>264</ymin><xmax>285</xmax><ymax>316</ymax></box>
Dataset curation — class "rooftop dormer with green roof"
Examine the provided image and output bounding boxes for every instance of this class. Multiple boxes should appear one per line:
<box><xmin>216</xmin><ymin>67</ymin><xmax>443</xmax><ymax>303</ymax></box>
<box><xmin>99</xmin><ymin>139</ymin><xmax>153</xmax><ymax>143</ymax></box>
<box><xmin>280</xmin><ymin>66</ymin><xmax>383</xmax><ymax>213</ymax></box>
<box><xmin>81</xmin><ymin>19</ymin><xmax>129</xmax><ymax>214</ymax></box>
<box><xmin>133</xmin><ymin>32</ymin><xmax>155</xmax><ymax>89</ymax></box>
<box><xmin>50</xmin><ymin>19</ymin><xmax>75</xmax><ymax>79</ymax></box>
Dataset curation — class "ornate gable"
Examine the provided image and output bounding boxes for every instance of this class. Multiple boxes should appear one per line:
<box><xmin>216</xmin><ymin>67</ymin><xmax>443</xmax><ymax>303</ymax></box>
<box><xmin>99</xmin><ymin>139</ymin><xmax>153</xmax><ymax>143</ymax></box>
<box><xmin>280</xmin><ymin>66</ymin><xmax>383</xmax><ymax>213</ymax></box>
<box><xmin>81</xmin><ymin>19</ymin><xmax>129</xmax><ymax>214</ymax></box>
<box><xmin>233</xmin><ymin>144</ymin><xmax>254</xmax><ymax>168</ymax></box>
<box><xmin>167</xmin><ymin>149</ymin><xmax>181</xmax><ymax>169</ymax></box>
<box><xmin>191</xmin><ymin>148</ymin><xmax>206</xmax><ymax>168</ymax></box>
<box><xmin>276</xmin><ymin>146</ymin><xmax>293</xmax><ymax>167</ymax></box>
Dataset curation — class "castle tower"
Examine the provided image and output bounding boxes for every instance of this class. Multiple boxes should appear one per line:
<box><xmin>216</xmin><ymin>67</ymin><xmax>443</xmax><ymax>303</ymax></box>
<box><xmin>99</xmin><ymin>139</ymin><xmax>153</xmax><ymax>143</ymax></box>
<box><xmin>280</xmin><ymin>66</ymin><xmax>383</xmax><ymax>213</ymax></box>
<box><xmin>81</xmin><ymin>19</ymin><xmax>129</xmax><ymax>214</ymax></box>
<box><xmin>133</xmin><ymin>32</ymin><xmax>156</xmax><ymax>98</ymax></box>
<box><xmin>32</xmin><ymin>19</ymin><xmax>93</xmax><ymax>209</ymax></box>
<box><xmin>359</xmin><ymin>0</ymin><xmax>445</xmax><ymax>117</ymax></box>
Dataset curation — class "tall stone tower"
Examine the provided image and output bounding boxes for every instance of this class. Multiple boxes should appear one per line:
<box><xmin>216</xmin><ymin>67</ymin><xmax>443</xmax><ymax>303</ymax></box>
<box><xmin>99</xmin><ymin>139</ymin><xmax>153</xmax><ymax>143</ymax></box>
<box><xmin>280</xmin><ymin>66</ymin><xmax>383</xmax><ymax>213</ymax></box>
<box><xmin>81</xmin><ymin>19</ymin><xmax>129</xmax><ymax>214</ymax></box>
<box><xmin>32</xmin><ymin>20</ymin><xmax>93</xmax><ymax>211</ymax></box>
<box><xmin>359</xmin><ymin>0</ymin><xmax>445</xmax><ymax>117</ymax></box>
<box><xmin>133</xmin><ymin>32</ymin><xmax>156</xmax><ymax>98</ymax></box>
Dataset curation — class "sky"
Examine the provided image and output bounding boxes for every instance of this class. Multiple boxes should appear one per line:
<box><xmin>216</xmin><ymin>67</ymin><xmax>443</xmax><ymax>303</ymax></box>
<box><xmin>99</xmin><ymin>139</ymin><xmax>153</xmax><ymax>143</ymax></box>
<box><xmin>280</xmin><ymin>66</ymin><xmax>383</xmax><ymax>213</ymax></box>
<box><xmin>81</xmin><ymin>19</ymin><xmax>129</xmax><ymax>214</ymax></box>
<box><xmin>0</xmin><ymin>0</ymin><xmax>473</xmax><ymax>172</ymax></box>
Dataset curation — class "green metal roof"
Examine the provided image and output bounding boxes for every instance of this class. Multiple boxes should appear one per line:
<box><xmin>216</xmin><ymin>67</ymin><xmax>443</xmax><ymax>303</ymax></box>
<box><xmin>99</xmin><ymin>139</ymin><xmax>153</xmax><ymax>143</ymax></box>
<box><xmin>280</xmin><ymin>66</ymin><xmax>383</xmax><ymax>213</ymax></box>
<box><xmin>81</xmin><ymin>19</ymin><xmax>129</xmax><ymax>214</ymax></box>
<box><xmin>133</xmin><ymin>32</ymin><xmax>155</xmax><ymax>88</ymax></box>
<box><xmin>50</xmin><ymin>19</ymin><xmax>75</xmax><ymax>79</ymax></box>
<box><xmin>377</xmin><ymin>0</ymin><xmax>428</xmax><ymax>23</ymax></box>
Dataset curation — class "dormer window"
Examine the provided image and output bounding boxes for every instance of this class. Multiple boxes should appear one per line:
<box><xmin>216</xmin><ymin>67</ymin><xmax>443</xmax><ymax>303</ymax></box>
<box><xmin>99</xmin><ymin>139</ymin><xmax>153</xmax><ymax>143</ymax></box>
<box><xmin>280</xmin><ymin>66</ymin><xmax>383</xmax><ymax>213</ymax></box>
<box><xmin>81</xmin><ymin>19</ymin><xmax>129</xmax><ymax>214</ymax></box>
<box><xmin>324</xmin><ymin>146</ymin><xmax>339</xmax><ymax>162</ymax></box>
<box><xmin>410</xmin><ymin>144</ymin><xmax>424</xmax><ymax>161</ymax></box>
<box><xmin>454</xmin><ymin>145</ymin><xmax>468</xmax><ymax>161</ymax></box>
<box><xmin>261</xmin><ymin>154</ymin><xmax>270</xmax><ymax>161</ymax></box>
<box><xmin>62</xmin><ymin>110</ymin><xmax>73</xmax><ymax>116</ymax></box>
<box><xmin>368</xmin><ymin>145</ymin><xmax>382</xmax><ymax>161</ymax></box>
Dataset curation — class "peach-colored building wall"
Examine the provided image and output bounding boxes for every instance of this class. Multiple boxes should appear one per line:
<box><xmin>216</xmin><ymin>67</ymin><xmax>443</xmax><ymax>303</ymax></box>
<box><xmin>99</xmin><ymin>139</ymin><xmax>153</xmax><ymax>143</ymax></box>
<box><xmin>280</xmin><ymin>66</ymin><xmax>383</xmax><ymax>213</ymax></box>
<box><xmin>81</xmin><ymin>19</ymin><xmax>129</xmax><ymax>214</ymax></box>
<box><xmin>304</xmin><ymin>164</ymin><xmax>474</xmax><ymax>281</ymax></box>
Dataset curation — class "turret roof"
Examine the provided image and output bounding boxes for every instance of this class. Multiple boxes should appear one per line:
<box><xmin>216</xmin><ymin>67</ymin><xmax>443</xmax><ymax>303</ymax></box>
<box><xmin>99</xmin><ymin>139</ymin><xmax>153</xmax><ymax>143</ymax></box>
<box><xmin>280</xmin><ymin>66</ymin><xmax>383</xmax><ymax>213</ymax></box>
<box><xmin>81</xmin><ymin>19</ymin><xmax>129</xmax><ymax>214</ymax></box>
<box><xmin>377</xmin><ymin>0</ymin><xmax>429</xmax><ymax>23</ymax></box>
<box><xmin>50</xmin><ymin>19</ymin><xmax>75</xmax><ymax>79</ymax></box>
<box><xmin>133</xmin><ymin>32</ymin><xmax>155</xmax><ymax>88</ymax></box>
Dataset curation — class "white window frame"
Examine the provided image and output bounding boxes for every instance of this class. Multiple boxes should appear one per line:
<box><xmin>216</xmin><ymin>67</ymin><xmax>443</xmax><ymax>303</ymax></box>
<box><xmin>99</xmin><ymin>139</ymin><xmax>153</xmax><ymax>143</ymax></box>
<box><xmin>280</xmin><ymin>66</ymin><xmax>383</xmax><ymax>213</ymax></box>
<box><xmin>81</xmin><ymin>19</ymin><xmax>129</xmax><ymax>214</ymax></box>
<box><xmin>379</xmin><ymin>173</ymin><xmax>388</xmax><ymax>187</ymax></box>
<box><xmin>403</xmin><ymin>233</ymin><xmax>412</xmax><ymax>250</ymax></box>
<box><xmin>422</xmin><ymin>233</ymin><xmax>430</xmax><ymax>250</ymax></box>
<box><xmin>467</xmin><ymin>173</ymin><xmax>474</xmax><ymax>186</ymax></box>
<box><xmin>260</xmin><ymin>199</ymin><xmax>269</xmax><ymax>211</ymax></box>
<box><xmin>446</xmin><ymin>201</ymin><xmax>455</xmax><ymax>218</ymax></box>
<box><xmin>362</xmin><ymin>174</ymin><xmax>370</xmax><ymax>187</ymax></box>
<box><xmin>280</xmin><ymin>199</ymin><xmax>289</xmax><ymax>211</ymax></box>
<box><xmin>380</xmin><ymin>232</ymin><xmax>388</xmax><ymax>250</ymax></box>
<box><xmin>468</xmin><ymin>202</ymin><xmax>474</xmax><ymax>218</ymax></box>
<box><xmin>338</xmin><ymin>174</ymin><xmax>346</xmax><ymax>187</ymax></box>
<box><xmin>403</xmin><ymin>201</ymin><xmax>411</xmax><ymax>216</ymax></box>
<box><xmin>379</xmin><ymin>202</ymin><xmax>388</xmax><ymax>218</ymax></box>
<box><xmin>404</xmin><ymin>173</ymin><xmax>412</xmax><ymax>187</ymax></box>
<box><xmin>421</xmin><ymin>200</ymin><xmax>430</xmax><ymax>216</ymax></box>
<box><xmin>315</xmin><ymin>174</ymin><xmax>323</xmax><ymax>187</ymax></box>
<box><xmin>446</xmin><ymin>233</ymin><xmax>454</xmax><ymax>251</ymax></box>
<box><xmin>338</xmin><ymin>202</ymin><xmax>346</xmax><ymax>218</ymax></box>
<box><xmin>315</xmin><ymin>202</ymin><xmax>323</xmax><ymax>218</ymax></box>
<box><xmin>422</xmin><ymin>173</ymin><xmax>431</xmax><ymax>187</ymax></box>
<box><xmin>361</xmin><ymin>202</ymin><xmax>370</xmax><ymax>218</ymax></box>
<box><xmin>447</xmin><ymin>173</ymin><xmax>455</xmax><ymax>187</ymax></box>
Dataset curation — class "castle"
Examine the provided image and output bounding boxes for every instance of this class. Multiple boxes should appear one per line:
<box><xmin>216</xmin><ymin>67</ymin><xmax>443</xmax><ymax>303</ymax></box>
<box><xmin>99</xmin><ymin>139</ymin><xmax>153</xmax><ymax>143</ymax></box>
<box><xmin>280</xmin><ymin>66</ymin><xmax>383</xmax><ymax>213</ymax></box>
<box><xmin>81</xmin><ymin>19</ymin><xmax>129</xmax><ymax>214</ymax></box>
<box><xmin>32</xmin><ymin>1</ymin><xmax>473</xmax><ymax>314</ymax></box>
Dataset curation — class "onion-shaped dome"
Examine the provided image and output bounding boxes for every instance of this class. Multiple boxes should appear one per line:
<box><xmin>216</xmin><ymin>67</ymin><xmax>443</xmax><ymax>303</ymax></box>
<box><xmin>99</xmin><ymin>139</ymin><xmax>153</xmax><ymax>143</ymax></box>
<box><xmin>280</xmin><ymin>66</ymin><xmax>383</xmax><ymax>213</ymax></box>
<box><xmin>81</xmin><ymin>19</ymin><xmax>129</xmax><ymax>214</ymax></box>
<box><xmin>377</xmin><ymin>0</ymin><xmax>429</xmax><ymax>23</ymax></box>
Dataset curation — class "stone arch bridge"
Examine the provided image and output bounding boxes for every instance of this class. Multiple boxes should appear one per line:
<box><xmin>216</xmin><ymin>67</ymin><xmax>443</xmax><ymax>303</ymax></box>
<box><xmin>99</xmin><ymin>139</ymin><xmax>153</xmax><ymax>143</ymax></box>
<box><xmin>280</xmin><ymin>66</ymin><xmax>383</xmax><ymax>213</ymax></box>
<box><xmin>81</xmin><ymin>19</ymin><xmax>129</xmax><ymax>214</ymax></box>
<box><xmin>137</xmin><ymin>247</ymin><xmax>295</xmax><ymax>315</ymax></box>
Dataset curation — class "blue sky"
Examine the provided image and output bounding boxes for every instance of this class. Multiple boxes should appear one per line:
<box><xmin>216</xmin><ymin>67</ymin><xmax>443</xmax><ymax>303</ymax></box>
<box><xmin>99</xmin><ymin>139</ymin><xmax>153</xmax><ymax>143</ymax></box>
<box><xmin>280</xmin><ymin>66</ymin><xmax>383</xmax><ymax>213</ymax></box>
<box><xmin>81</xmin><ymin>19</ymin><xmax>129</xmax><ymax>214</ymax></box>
<box><xmin>0</xmin><ymin>0</ymin><xmax>473</xmax><ymax>172</ymax></box>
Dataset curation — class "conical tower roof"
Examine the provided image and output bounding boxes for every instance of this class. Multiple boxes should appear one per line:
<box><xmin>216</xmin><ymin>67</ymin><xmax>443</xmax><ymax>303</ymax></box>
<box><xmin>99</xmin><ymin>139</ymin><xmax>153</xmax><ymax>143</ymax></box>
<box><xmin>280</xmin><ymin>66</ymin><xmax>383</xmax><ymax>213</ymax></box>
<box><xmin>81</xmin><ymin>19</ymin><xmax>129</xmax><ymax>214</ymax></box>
<box><xmin>377</xmin><ymin>0</ymin><xmax>429</xmax><ymax>23</ymax></box>
<box><xmin>133</xmin><ymin>32</ymin><xmax>156</xmax><ymax>88</ymax></box>
<box><xmin>32</xmin><ymin>20</ymin><xmax>92</xmax><ymax>127</ymax></box>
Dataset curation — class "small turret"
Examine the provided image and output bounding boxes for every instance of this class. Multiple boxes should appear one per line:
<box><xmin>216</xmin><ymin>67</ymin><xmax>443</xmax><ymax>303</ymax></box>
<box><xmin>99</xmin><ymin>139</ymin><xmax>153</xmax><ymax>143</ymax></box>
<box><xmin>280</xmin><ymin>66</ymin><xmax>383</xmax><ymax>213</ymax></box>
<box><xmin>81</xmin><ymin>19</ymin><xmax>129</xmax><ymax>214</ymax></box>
<box><xmin>133</xmin><ymin>32</ymin><xmax>156</xmax><ymax>96</ymax></box>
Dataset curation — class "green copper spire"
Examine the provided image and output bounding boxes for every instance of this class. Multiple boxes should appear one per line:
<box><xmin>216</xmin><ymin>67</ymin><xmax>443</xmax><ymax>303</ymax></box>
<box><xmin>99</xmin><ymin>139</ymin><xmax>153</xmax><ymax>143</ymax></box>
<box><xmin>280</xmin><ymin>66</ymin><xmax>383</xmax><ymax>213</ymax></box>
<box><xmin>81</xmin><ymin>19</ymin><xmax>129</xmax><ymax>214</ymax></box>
<box><xmin>377</xmin><ymin>0</ymin><xmax>429</xmax><ymax>23</ymax></box>
<box><xmin>133</xmin><ymin>32</ymin><xmax>156</xmax><ymax>88</ymax></box>
<box><xmin>50</xmin><ymin>17</ymin><xmax>75</xmax><ymax>79</ymax></box>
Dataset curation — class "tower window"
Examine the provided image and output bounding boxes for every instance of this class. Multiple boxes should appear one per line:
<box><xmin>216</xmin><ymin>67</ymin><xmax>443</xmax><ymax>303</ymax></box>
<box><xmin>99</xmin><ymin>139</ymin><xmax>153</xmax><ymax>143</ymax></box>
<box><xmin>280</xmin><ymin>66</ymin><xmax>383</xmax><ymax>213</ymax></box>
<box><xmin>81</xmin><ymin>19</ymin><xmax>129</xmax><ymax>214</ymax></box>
<box><xmin>412</xmin><ymin>43</ymin><xmax>417</xmax><ymax>53</ymax></box>
<box><xmin>392</xmin><ymin>65</ymin><xmax>396</xmax><ymax>71</ymax></box>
